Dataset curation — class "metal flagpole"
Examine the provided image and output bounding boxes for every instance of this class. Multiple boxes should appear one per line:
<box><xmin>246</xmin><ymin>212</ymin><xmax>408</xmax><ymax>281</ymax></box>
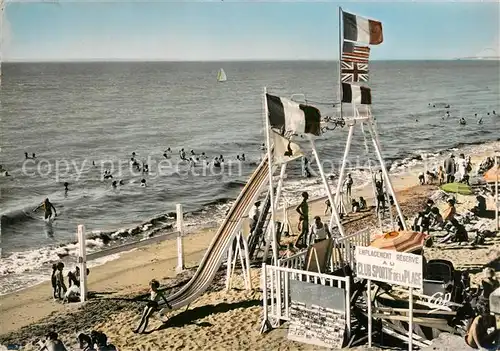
<box><xmin>263</xmin><ymin>87</ymin><xmax>279</xmax><ymax>265</ymax></box>
<box><xmin>360</xmin><ymin>121</ymin><xmax>383</xmax><ymax>231</ymax></box>
<box><xmin>332</xmin><ymin>124</ymin><xmax>354</xmax><ymax>231</ymax></box>
<box><xmin>366</xmin><ymin>111</ymin><xmax>407</xmax><ymax>231</ymax></box>
<box><xmin>309</xmin><ymin>136</ymin><xmax>345</xmax><ymax>237</ymax></box>
<box><xmin>262</xmin><ymin>162</ymin><xmax>287</xmax><ymax>263</ymax></box>
<box><xmin>0</xmin><ymin>0</ymin><xmax>4</xmax><ymax>87</ymax></box>
<box><xmin>338</xmin><ymin>7</ymin><xmax>343</xmax><ymax>119</ymax></box>
<box><xmin>495</xmin><ymin>153</ymin><xmax>498</xmax><ymax>231</ymax></box>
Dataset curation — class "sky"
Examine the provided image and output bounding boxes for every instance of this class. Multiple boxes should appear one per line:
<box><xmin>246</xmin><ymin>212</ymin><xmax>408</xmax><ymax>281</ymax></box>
<box><xmin>1</xmin><ymin>0</ymin><xmax>499</xmax><ymax>61</ymax></box>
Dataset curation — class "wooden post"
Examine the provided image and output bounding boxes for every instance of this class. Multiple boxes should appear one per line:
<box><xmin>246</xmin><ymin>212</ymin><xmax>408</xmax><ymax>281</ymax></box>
<box><xmin>176</xmin><ymin>204</ymin><xmax>184</xmax><ymax>273</ymax></box>
<box><xmin>77</xmin><ymin>224</ymin><xmax>88</xmax><ymax>303</ymax></box>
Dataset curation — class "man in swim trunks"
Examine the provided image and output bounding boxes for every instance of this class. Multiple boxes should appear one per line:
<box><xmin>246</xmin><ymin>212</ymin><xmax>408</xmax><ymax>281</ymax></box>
<box><xmin>295</xmin><ymin>192</ymin><xmax>309</xmax><ymax>247</ymax></box>
<box><xmin>34</xmin><ymin>198</ymin><xmax>57</xmax><ymax>220</ymax></box>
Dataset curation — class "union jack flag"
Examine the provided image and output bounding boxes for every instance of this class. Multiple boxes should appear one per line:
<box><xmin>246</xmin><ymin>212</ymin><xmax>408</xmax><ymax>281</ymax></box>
<box><xmin>341</xmin><ymin>61</ymin><xmax>369</xmax><ymax>83</ymax></box>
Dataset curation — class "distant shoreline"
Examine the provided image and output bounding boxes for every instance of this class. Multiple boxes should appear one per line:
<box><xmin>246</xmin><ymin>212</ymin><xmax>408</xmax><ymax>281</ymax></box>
<box><xmin>3</xmin><ymin>58</ymin><xmax>500</xmax><ymax>64</ymax></box>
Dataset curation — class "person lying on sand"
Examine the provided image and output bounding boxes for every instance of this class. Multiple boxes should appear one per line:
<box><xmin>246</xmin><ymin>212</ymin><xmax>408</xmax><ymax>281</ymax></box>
<box><xmin>134</xmin><ymin>279</ymin><xmax>172</xmax><ymax>334</ymax></box>
<box><xmin>465</xmin><ymin>313</ymin><xmax>500</xmax><ymax>350</ymax></box>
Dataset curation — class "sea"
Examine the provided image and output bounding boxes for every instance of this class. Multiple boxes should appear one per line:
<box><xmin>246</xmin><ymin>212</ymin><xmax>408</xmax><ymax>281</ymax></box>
<box><xmin>1</xmin><ymin>60</ymin><xmax>499</xmax><ymax>295</ymax></box>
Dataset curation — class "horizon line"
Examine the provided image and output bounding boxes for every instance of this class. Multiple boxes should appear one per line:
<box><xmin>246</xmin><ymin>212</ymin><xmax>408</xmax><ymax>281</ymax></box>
<box><xmin>4</xmin><ymin>57</ymin><xmax>500</xmax><ymax>63</ymax></box>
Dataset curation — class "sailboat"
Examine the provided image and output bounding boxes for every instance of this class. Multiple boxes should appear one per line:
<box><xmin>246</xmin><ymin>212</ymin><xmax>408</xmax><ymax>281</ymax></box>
<box><xmin>217</xmin><ymin>68</ymin><xmax>227</xmax><ymax>82</ymax></box>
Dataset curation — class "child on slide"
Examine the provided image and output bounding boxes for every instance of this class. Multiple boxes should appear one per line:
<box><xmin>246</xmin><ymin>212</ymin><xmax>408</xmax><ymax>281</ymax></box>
<box><xmin>134</xmin><ymin>279</ymin><xmax>171</xmax><ymax>334</ymax></box>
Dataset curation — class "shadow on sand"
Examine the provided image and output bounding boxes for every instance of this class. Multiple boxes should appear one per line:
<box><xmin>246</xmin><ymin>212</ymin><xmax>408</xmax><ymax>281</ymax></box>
<box><xmin>151</xmin><ymin>299</ymin><xmax>261</xmax><ymax>332</ymax></box>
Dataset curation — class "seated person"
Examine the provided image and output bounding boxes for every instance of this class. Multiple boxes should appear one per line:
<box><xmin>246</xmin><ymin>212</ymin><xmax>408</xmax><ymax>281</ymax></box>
<box><xmin>441</xmin><ymin>221</ymin><xmax>468</xmax><ymax>243</ymax></box>
<box><xmin>443</xmin><ymin>198</ymin><xmax>457</xmax><ymax>223</ymax></box>
<box><xmin>465</xmin><ymin>313</ymin><xmax>500</xmax><ymax>350</ymax></box>
<box><xmin>423</xmin><ymin>199</ymin><xmax>434</xmax><ymax>214</ymax></box>
<box><xmin>359</xmin><ymin>197</ymin><xmax>367</xmax><ymax>210</ymax></box>
<box><xmin>281</xmin><ymin>243</ymin><xmax>297</xmax><ymax>259</ymax></box>
<box><xmin>481</xmin><ymin>268</ymin><xmax>499</xmax><ymax>300</ymax></box>
<box><xmin>418</xmin><ymin>172</ymin><xmax>425</xmax><ymax>185</ymax></box>
<box><xmin>351</xmin><ymin>199</ymin><xmax>360</xmax><ymax>213</ymax></box>
<box><xmin>412</xmin><ymin>212</ymin><xmax>431</xmax><ymax>234</ymax></box>
<box><xmin>426</xmin><ymin>171</ymin><xmax>437</xmax><ymax>184</ymax></box>
<box><xmin>471</xmin><ymin>195</ymin><xmax>487</xmax><ymax>217</ymax></box>
<box><xmin>429</xmin><ymin>207</ymin><xmax>444</xmax><ymax>229</ymax></box>
<box><xmin>308</xmin><ymin>216</ymin><xmax>330</xmax><ymax>245</ymax></box>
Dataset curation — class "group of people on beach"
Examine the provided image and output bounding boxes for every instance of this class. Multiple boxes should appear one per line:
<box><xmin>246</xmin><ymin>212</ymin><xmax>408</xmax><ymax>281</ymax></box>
<box><xmin>50</xmin><ymin>262</ymin><xmax>90</xmax><ymax>303</ymax></box>
<box><xmin>418</xmin><ymin>153</ymin><xmax>473</xmax><ymax>186</ymax></box>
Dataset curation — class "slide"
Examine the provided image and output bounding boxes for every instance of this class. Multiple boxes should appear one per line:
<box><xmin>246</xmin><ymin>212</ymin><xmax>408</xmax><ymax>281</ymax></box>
<box><xmin>162</xmin><ymin>154</ymin><xmax>272</xmax><ymax>311</ymax></box>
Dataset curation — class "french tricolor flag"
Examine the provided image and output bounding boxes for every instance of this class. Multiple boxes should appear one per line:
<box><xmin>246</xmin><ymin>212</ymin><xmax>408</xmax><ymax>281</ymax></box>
<box><xmin>343</xmin><ymin>11</ymin><xmax>383</xmax><ymax>46</ymax></box>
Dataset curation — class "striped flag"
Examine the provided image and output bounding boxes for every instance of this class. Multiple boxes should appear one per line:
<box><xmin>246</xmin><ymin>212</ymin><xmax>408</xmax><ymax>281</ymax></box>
<box><xmin>343</xmin><ymin>11</ymin><xmax>383</xmax><ymax>45</ymax></box>
<box><xmin>342</xmin><ymin>83</ymin><xmax>372</xmax><ymax>105</ymax></box>
<box><xmin>266</xmin><ymin>94</ymin><xmax>322</xmax><ymax>136</ymax></box>
<box><xmin>342</xmin><ymin>42</ymin><xmax>370</xmax><ymax>64</ymax></box>
<box><xmin>341</xmin><ymin>61</ymin><xmax>369</xmax><ymax>83</ymax></box>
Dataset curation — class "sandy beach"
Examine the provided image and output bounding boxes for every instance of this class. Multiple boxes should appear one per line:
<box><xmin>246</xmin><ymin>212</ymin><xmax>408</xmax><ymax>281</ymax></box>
<box><xmin>1</xmin><ymin>144</ymin><xmax>499</xmax><ymax>350</ymax></box>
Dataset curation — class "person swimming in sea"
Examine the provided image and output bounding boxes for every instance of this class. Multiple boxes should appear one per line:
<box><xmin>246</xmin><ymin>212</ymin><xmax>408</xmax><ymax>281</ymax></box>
<box><xmin>459</xmin><ymin>117</ymin><xmax>466</xmax><ymax>125</ymax></box>
<box><xmin>25</xmin><ymin>152</ymin><xmax>29</xmax><ymax>159</ymax></box>
<box><xmin>64</xmin><ymin>182</ymin><xmax>69</xmax><ymax>195</ymax></box>
<box><xmin>478</xmin><ymin>118</ymin><xmax>483</xmax><ymax>124</ymax></box>
<box><xmin>103</xmin><ymin>170</ymin><xmax>113</xmax><ymax>179</ymax></box>
<box><xmin>213</xmin><ymin>157</ymin><xmax>221</xmax><ymax>168</ymax></box>
<box><xmin>141</xmin><ymin>178</ymin><xmax>147</xmax><ymax>187</ymax></box>
<box><xmin>219</xmin><ymin>155</ymin><xmax>224</xmax><ymax>163</ymax></box>
<box><xmin>112</xmin><ymin>180</ymin><xmax>117</xmax><ymax>188</ymax></box>
<box><xmin>179</xmin><ymin>148</ymin><xmax>186</xmax><ymax>161</ymax></box>
<box><xmin>34</xmin><ymin>198</ymin><xmax>57</xmax><ymax>220</ymax></box>
<box><xmin>119</xmin><ymin>179</ymin><xmax>124</xmax><ymax>185</ymax></box>
<box><xmin>240</xmin><ymin>153</ymin><xmax>246</xmax><ymax>161</ymax></box>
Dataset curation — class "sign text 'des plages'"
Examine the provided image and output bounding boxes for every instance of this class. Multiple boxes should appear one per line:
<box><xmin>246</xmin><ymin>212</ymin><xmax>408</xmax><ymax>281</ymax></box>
<box><xmin>355</xmin><ymin>246</ymin><xmax>423</xmax><ymax>289</ymax></box>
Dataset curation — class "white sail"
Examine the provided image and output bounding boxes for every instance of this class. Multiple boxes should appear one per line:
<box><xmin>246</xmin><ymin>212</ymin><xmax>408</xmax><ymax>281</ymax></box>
<box><xmin>217</xmin><ymin>68</ymin><xmax>227</xmax><ymax>82</ymax></box>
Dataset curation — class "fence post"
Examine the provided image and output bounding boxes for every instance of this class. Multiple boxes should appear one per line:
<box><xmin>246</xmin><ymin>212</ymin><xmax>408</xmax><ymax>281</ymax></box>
<box><xmin>77</xmin><ymin>224</ymin><xmax>88</xmax><ymax>303</ymax></box>
<box><xmin>176</xmin><ymin>204</ymin><xmax>185</xmax><ymax>273</ymax></box>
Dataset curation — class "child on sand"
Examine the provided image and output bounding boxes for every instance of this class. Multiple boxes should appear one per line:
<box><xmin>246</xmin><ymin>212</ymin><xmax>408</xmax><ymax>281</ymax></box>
<box><xmin>324</xmin><ymin>199</ymin><xmax>331</xmax><ymax>215</ymax></box>
<box><xmin>134</xmin><ymin>279</ymin><xmax>171</xmax><ymax>334</ymax></box>
<box><xmin>55</xmin><ymin>262</ymin><xmax>67</xmax><ymax>300</ymax></box>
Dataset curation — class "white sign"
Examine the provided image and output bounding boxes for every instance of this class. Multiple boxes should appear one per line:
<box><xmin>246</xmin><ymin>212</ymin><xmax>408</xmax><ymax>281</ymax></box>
<box><xmin>355</xmin><ymin>246</ymin><xmax>423</xmax><ymax>289</ymax></box>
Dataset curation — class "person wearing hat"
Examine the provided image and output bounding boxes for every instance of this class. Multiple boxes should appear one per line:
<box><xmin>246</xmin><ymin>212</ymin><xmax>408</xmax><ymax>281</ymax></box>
<box><xmin>248</xmin><ymin>201</ymin><xmax>261</xmax><ymax>235</ymax></box>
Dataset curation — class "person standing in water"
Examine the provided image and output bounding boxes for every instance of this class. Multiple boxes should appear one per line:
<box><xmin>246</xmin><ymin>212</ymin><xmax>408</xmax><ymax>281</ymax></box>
<box><xmin>34</xmin><ymin>198</ymin><xmax>57</xmax><ymax>220</ymax></box>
